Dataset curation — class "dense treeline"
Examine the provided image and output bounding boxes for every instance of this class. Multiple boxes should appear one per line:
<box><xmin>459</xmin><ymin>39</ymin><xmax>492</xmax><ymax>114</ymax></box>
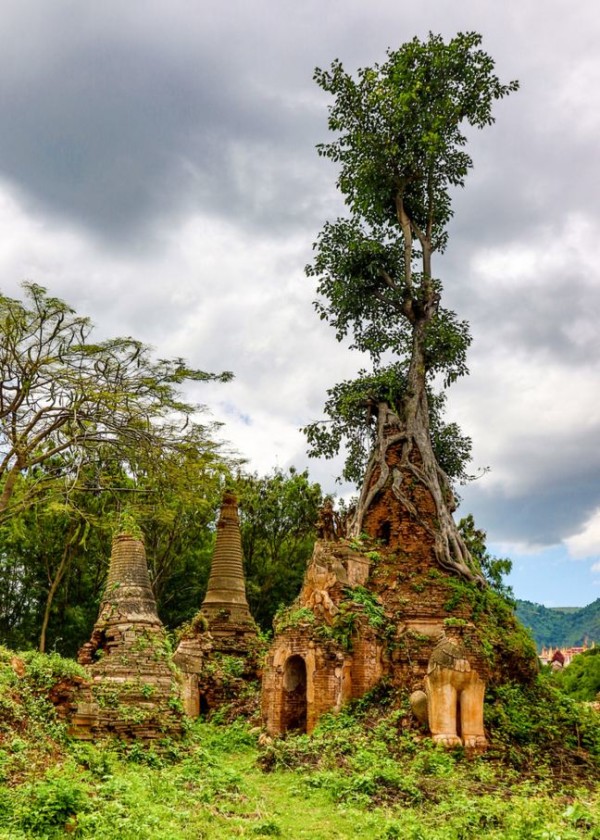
<box><xmin>0</xmin><ymin>285</ymin><xmax>321</xmax><ymax>656</ymax></box>
<box><xmin>0</xmin><ymin>464</ymin><xmax>321</xmax><ymax>656</ymax></box>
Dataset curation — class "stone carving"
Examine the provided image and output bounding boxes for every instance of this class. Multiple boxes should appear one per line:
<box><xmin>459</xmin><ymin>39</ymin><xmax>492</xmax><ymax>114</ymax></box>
<box><xmin>424</xmin><ymin>634</ymin><xmax>487</xmax><ymax>749</ymax></box>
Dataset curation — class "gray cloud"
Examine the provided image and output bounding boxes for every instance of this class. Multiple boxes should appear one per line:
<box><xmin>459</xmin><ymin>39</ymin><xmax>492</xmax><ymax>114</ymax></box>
<box><xmin>1</xmin><ymin>0</ymin><xmax>600</xmax><ymax>571</ymax></box>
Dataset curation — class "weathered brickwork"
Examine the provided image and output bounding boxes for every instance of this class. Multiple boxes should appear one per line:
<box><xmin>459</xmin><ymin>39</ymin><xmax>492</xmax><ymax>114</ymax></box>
<box><xmin>71</xmin><ymin>534</ymin><xmax>183</xmax><ymax>740</ymax></box>
<box><xmin>262</xmin><ymin>434</ymin><xmax>489</xmax><ymax>748</ymax></box>
<box><xmin>261</xmin><ymin>539</ymin><xmax>384</xmax><ymax>735</ymax></box>
<box><xmin>173</xmin><ymin>492</ymin><xmax>260</xmax><ymax>717</ymax></box>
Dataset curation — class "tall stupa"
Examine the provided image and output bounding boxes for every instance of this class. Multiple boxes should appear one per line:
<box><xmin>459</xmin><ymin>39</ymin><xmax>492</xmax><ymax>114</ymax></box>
<box><xmin>201</xmin><ymin>489</ymin><xmax>256</xmax><ymax>637</ymax></box>
<box><xmin>173</xmin><ymin>491</ymin><xmax>259</xmax><ymax>716</ymax></box>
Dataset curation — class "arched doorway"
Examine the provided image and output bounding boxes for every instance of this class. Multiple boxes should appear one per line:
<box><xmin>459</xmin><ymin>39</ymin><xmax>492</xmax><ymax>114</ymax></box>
<box><xmin>281</xmin><ymin>655</ymin><xmax>307</xmax><ymax>733</ymax></box>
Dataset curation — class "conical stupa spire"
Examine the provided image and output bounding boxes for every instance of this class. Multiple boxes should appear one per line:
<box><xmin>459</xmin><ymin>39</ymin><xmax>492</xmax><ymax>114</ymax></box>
<box><xmin>202</xmin><ymin>491</ymin><xmax>253</xmax><ymax>626</ymax></box>
<box><xmin>98</xmin><ymin>533</ymin><xmax>162</xmax><ymax>627</ymax></box>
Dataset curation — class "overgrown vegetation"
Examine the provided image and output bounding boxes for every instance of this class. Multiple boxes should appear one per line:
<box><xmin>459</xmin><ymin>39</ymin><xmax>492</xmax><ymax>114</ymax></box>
<box><xmin>551</xmin><ymin>647</ymin><xmax>600</xmax><ymax>701</ymax></box>
<box><xmin>0</xmin><ymin>648</ymin><xmax>598</xmax><ymax>839</ymax></box>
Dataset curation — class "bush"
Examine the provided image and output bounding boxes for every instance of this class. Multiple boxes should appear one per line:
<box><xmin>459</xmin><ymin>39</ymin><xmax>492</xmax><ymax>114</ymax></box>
<box><xmin>486</xmin><ymin>674</ymin><xmax>600</xmax><ymax>776</ymax></box>
<box><xmin>12</xmin><ymin>769</ymin><xmax>90</xmax><ymax>835</ymax></box>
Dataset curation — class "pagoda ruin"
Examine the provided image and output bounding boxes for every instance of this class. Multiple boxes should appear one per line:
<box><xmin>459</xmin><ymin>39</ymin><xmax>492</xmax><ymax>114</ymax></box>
<box><xmin>174</xmin><ymin>491</ymin><xmax>259</xmax><ymax>716</ymax></box>
<box><xmin>71</xmin><ymin>532</ymin><xmax>183</xmax><ymax>739</ymax></box>
<box><xmin>261</xmin><ymin>407</ymin><xmax>493</xmax><ymax>748</ymax></box>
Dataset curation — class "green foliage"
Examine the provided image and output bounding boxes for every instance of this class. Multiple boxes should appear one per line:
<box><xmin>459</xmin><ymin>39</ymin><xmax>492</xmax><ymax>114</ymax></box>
<box><xmin>486</xmin><ymin>674</ymin><xmax>600</xmax><ymax>773</ymax></box>
<box><xmin>18</xmin><ymin>649</ymin><xmax>87</xmax><ymax>690</ymax></box>
<box><xmin>327</xmin><ymin>585</ymin><xmax>393</xmax><ymax>651</ymax></box>
<box><xmin>458</xmin><ymin>514</ymin><xmax>513</xmax><ymax>601</ymax></box>
<box><xmin>262</xmin><ymin>682</ymin><xmax>599</xmax><ymax>812</ymax></box>
<box><xmin>175</xmin><ymin>610</ymin><xmax>209</xmax><ymax>641</ymax></box>
<box><xmin>238</xmin><ymin>467</ymin><xmax>322</xmax><ymax>631</ymax></box>
<box><xmin>272</xmin><ymin>605</ymin><xmax>316</xmax><ymax>634</ymax></box>
<box><xmin>314</xmin><ymin>32</ymin><xmax>518</xmax><ymax>236</ymax></box>
<box><xmin>305</xmin><ymin>33</ymin><xmax>517</xmax><ymax>487</ymax></box>
<box><xmin>443</xmin><ymin>617</ymin><xmax>468</xmax><ymax>628</ymax></box>
<box><xmin>438</xmin><ymin>574</ymin><xmax>539</xmax><ymax>684</ymax></box>
<box><xmin>201</xmin><ymin>654</ymin><xmax>247</xmax><ymax>693</ymax></box>
<box><xmin>303</xmin><ymin>367</ymin><xmax>472</xmax><ymax>486</ymax></box>
<box><xmin>551</xmin><ymin>647</ymin><xmax>600</xmax><ymax>701</ymax></box>
<box><xmin>0</xmin><ymin>284</ymin><xmax>234</xmax><ymax>655</ymax></box>
<box><xmin>0</xmin><ymin>647</ymin><xmax>598</xmax><ymax>839</ymax></box>
<box><xmin>10</xmin><ymin>768</ymin><xmax>90</xmax><ymax>836</ymax></box>
<box><xmin>116</xmin><ymin>508</ymin><xmax>143</xmax><ymax>540</ymax></box>
<box><xmin>516</xmin><ymin>597</ymin><xmax>600</xmax><ymax>648</ymax></box>
<box><xmin>345</xmin><ymin>585</ymin><xmax>387</xmax><ymax>628</ymax></box>
<box><xmin>0</xmin><ymin>282</ymin><xmax>232</xmax><ymax>524</ymax></box>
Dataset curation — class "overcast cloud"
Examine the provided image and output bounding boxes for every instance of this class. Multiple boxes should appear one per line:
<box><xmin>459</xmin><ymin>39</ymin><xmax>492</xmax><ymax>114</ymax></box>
<box><xmin>1</xmin><ymin>0</ymin><xmax>599</xmax><ymax>605</ymax></box>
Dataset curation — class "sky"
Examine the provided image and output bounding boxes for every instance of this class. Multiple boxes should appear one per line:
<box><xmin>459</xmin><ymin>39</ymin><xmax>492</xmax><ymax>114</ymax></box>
<box><xmin>1</xmin><ymin>1</ymin><xmax>599</xmax><ymax>607</ymax></box>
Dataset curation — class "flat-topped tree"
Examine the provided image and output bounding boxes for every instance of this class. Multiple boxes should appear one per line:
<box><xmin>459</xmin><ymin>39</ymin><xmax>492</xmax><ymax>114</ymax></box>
<box><xmin>305</xmin><ymin>32</ymin><xmax>517</xmax><ymax>583</ymax></box>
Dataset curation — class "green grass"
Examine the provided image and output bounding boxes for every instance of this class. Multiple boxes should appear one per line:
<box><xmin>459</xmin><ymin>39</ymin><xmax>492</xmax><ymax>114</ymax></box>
<box><xmin>0</xmin><ymin>717</ymin><xmax>598</xmax><ymax>839</ymax></box>
<box><xmin>0</xmin><ymin>648</ymin><xmax>599</xmax><ymax>838</ymax></box>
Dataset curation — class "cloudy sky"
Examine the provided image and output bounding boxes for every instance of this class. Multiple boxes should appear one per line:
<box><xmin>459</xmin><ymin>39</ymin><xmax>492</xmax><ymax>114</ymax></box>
<box><xmin>1</xmin><ymin>1</ymin><xmax>599</xmax><ymax>607</ymax></box>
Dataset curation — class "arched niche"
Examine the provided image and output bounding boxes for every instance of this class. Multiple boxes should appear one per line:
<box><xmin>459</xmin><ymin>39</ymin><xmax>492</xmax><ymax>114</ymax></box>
<box><xmin>281</xmin><ymin>654</ymin><xmax>308</xmax><ymax>733</ymax></box>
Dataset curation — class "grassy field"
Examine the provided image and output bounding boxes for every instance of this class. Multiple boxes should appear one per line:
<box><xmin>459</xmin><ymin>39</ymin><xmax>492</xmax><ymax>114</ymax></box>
<box><xmin>1</xmin><ymin>718</ymin><xmax>599</xmax><ymax>839</ymax></box>
<box><xmin>0</xmin><ymin>648</ymin><xmax>599</xmax><ymax>838</ymax></box>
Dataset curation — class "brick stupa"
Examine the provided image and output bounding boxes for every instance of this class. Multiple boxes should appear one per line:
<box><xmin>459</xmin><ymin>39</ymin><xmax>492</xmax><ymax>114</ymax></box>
<box><xmin>261</xmin><ymin>410</ymin><xmax>496</xmax><ymax>747</ymax></box>
<box><xmin>201</xmin><ymin>490</ymin><xmax>257</xmax><ymax>640</ymax></box>
<box><xmin>71</xmin><ymin>533</ymin><xmax>183</xmax><ymax>739</ymax></box>
<box><xmin>174</xmin><ymin>491</ymin><xmax>259</xmax><ymax>716</ymax></box>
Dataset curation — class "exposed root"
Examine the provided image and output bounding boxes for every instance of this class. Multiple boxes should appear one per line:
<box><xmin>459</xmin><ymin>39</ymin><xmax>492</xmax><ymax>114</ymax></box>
<box><xmin>350</xmin><ymin>400</ymin><xmax>486</xmax><ymax>586</ymax></box>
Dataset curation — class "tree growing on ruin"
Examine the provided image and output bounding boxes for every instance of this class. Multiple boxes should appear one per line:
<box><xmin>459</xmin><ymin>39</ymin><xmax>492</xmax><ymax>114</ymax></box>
<box><xmin>304</xmin><ymin>32</ymin><xmax>518</xmax><ymax>583</ymax></box>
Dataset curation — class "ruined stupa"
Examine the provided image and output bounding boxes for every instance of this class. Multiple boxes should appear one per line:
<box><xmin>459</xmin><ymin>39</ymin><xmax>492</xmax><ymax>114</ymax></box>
<box><xmin>71</xmin><ymin>532</ymin><xmax>183</xmax><ymax>739</ymax></box>
<box><xmin>261</xmin><ymin>408</ymin><xmax>499</xmax><ymax>747</ymax></box>
<box><xmin>174</xmin><ymin>491</ymin><xmax>260</xmax><ymax>716</ymax></box>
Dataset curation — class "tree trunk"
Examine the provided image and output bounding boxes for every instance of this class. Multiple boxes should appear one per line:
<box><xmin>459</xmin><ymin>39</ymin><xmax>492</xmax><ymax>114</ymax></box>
<box><xmin>39</xmin><ymin>540</ymin><xmax>74</xmax><ymax>653</ymax></box>
<box><xmin>349</xmin><ymin>322</ymin><xmax>485</xmax><ymax>586</ymax></box>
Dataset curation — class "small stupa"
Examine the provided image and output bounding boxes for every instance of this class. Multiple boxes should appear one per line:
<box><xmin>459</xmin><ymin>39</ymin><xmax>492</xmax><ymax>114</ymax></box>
<box><xmin>71</xmin><ymin>532</ymin><xmax>183</xmax><ymax>739</ymax></box>
<box><xmin>174</xmin><ymin>491</ymin><xmax>259</xmax><ymax>716</ymax></box>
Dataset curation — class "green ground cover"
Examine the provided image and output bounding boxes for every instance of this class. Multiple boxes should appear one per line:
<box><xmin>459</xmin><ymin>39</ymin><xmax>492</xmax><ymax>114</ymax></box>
<box><xmin>1</xmin><ymin>718</ymin><xmax>599</xmax><ymax>839</ymax></box>
<box><xmin>0</xmin><ymin>649</ymin><xmax>598</xmax><ymax>839</ymax></box>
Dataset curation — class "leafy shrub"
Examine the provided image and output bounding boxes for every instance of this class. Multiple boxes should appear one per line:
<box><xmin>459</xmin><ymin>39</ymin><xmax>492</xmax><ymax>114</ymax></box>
<box><xmin>272</xmin><ymin>605</ymin><xmax>316</xmax><ymax>633</ymax></box>
<box><xmin>12</xmin><ymin>769</ymin><xmax>90</xmax><ymax>835</ymax></box>
<box><xmin>19</xmin><ymin>649</ymin><xmax>87</xmax><ymax>690</ymax></box>
<box><xmin>486</xmin><ymin>673</ymin><xmax>600</xmax><ymax>775</ymax></box>
<box><xmin>551</xmin><ymin>647</ymin><xmax>600</xmax><ymax>701</ymax></box>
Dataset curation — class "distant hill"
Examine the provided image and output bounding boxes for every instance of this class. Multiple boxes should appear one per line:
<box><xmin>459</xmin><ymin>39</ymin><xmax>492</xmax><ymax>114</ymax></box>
<box><xmin>516</xmin><ymin>598</ymin><xmax>600</xmax><ymax>649</ymax></box>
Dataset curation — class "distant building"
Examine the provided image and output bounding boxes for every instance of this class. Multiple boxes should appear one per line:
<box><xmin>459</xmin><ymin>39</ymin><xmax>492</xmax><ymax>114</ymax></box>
<box><xmin>539</xmin><ymin>640</ymin><xmax>595</xmax><ymax>668</ymax></box>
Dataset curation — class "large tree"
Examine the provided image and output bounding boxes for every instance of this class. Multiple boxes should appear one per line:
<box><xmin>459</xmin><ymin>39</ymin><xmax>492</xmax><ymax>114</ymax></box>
<box><xmin>0</xmin><ymin>283</ymin><xmax>232</xmax><ymax>522</ymax></box>
<box><xmin>304</xmin><ymin>32</ymin><xmax>517</xmax><ymax>583</ymax></box>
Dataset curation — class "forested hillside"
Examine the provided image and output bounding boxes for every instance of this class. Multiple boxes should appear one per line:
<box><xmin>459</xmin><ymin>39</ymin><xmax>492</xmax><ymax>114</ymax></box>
<box><xmin>516</xmin><ymin>598</ymin><xmax>600</xmax><ymax>648</ymax></box>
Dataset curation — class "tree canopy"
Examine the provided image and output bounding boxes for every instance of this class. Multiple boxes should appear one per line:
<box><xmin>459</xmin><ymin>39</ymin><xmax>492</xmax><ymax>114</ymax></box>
<box><xmin>0</xmin><ymin>283</ymin><xmax>236</xmax><ymax>652</ymax></box>
<box><xmin>0</xmin><ymin>283</ymin><xmax>232</xmax><ymax>523</ymax></box>
<box><xmin>304</xmin><ymin>32</ymin><xmax>517</xmax><ymax>583</ymax></box>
